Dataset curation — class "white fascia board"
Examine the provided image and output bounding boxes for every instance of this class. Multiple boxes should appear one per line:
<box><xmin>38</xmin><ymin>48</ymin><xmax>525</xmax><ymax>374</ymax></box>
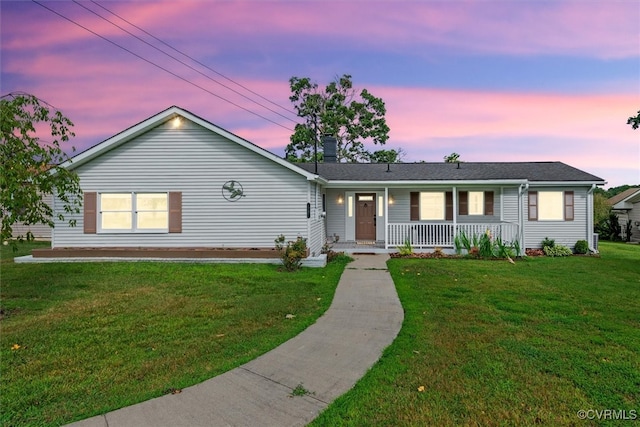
<box><xmin>308</xmin><ymin>175</ymin><xmax>329</xmax><ymax>185</ymax></box>
<box><xmin>612</xmin><ymin>201</ymin><xmax>633</xmax><ymax>210</ymax></box>
<box><xmin>324</xmin><ymin>179</ymin><xmax>527</xmax><ymax>189</ymax></box>
<box><xmin>527</xmin><ymin>181</ymin><xmax>606</xmax><ymax>187</ymax></box>
<box><xmin>618</xmin><ymin>190</ymin><xmax>640</xmax><ymax>205</ymax></box>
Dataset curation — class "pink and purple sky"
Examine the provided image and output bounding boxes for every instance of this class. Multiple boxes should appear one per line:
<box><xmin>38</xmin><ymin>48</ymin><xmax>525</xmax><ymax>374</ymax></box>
<box><xmin>2</xmin><ymin>0</ymin><xmax>639</xmax><ymax>187</ymax></box>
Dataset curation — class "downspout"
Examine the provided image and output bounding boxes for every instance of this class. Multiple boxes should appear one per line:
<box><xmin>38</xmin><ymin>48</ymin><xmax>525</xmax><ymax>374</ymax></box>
<box><xmin>384</xmin><ymin>187</ymin><xmax>389</xmax><ymax>249</ymax></box>
<box><xmin>306</xmin><ymin>182</ymin><xmax>311</xmax><ymax>254</ymax></box>
<box><xmin>518</xmin><ymin>183</ymin><xmax>529</xmax><ymax>256</ymax></box>
<box><xmin>587</xmin><ymin>184</ymin><xmax>597</xmax><ymax>254</ymax></box>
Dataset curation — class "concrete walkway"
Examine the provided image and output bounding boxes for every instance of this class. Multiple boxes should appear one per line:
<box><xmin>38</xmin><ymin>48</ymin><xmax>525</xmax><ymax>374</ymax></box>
<box><xmin>66</xmin><ymin>254</ymin><xmax>404</xmax><ymax>427</ymax></box>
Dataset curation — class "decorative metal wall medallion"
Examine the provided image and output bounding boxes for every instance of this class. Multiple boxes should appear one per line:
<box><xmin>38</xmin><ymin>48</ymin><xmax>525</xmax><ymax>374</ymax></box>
<box><xmin>222</xmin><ymin>180</ymin><xmax>244</xmax><ymax>201</ymax></box>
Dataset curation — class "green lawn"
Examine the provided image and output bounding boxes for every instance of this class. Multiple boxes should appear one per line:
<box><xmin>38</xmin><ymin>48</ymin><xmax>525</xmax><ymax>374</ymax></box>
<box><xmin>311</xmin><ymin>242</ymin><xmax>640</xmax><ymax>426</ymax></box>
<box><xmin>0</xmin><ymin>242</ymin><xmax>350</xmax><ymax>426</ymax></box>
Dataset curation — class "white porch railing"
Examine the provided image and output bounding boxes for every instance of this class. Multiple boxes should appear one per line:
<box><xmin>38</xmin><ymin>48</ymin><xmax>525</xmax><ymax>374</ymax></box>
<box><xmin>387</xmin><ymin>222</ymin><xmax>520</xmax><ymax>248</ymax></box>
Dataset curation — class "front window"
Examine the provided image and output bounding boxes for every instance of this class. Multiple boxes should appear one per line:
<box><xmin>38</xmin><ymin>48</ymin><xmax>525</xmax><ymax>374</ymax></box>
<box><xmin>136</xmin><ymin>193</ymin><xmax>168</xmax><ymax>229</ymax></box>
<box><xmin>420</xmin><ymin>192</ymin><xmax>445</xmax><ymax>220</ymax></box>
<box><xmin>528</xmin><ymin>191</ymin><xmax>574</xmax><ymax>221</ymax></box>
<box><xmin>101</xmin><ymin>193</ymin><xmax>133</xmax><ymax>230</ymax></box>
<box><xmin>538</xmin><ymin>191</ymin><xmax>563</xmax><ymax>220</ymax></box>
<box><xmin>468</xmin><ymin>191</ymin><xmax>484</xmax><ymax>215</ymax></box>
<box><xmin>99</xmin><ymin>192</ymin><xmax>168</xmax><ymax>232</ymax></box>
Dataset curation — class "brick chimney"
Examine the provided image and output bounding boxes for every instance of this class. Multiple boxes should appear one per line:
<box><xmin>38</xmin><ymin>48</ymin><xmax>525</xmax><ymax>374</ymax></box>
<box><xmin>321</xmin><ymin>135</ymin><xmax>337</xmax><ymax>163</ymax></box>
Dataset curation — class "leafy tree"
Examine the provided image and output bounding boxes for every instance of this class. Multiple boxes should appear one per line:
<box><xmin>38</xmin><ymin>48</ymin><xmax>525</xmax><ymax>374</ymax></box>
<box><xmin>604</xmin><ymin>185</ymin><xmax>638</xmax><ymax>198</ymax></box>
<box><xmin>286</xmin><ymin>74</ymin><xmax>390</xmax><ymax>163</ymax></box>
<box><xmin>628</xmin><ymin>110</ymin><xmax>640</xmax><ymax>130</ymax></box>
<box><xmin>444</xmin><ymin>152</ymin><xmax>461</xmax><ymax>163</ymax></box>
<box><xmin>1</xmin><ymin>93</ymin><xmax>82</xmax><ymax>245</ymax></box>
<box><xmin>369</xmin><ymin>148</ymin><xmax>406</xmax><ymax>163</ymax></box>
<box><xmin>593</xmin><ymin>192</ymin><xmax>611</xmax><ymax>233</ymax></box>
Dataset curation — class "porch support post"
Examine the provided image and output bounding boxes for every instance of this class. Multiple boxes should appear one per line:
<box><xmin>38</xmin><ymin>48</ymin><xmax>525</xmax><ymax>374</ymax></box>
<box><xmin>384</xmin><ymin>187</ymin><xmax>389</xmax><ymax>249</ymax></box>
<box><xmin>452</xmin><ymin>186</ymin><xmax>458</xmax><ymax>243</ymax></box>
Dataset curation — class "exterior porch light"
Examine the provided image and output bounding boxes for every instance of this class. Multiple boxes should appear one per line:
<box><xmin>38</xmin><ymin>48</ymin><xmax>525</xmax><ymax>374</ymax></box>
<box><xmin>388</xmin><ymin>195</ymin><xmax>395</xmax><ymax>205</ymax></box>
<box><xmin>337</xmin><ymin>195</ymin><xmax>344</xmax><ymax>204</ymax></box>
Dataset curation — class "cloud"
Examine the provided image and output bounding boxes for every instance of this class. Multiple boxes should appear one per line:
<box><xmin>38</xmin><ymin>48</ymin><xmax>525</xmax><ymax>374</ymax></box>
<box><xmin>5</xmin><ymin>1</ymin><xmax>636</xmax><ymax>60</ymax></box>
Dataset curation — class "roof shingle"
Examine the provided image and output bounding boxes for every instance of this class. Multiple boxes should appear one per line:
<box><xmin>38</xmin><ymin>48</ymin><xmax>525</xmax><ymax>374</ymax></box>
<box><xmin>296</xmin><ymin>161</ymin><xmax>604</xmax><ymax>182</ymax></box>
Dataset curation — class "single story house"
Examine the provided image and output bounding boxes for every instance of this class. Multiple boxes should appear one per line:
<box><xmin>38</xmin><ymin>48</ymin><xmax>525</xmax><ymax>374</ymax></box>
<box><xmin>608</xmin><ymin>187</ymin><xmax>640</xmax><ymax>242</ymax></box>
<box><xmin>37</xmin><ymin>106</ymin><xmax>605</xmax><ymax>263</ymax></box>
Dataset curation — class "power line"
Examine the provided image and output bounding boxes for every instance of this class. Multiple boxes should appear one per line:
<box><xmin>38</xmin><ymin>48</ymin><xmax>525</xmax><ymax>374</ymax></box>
<box><xmin>90</xmin><ymin>0</ymin><xmax>297</xmax><ymax>120</ymax></box>
<box><xmin>31</xmin><ymin>0</ymin><xmax>295</xmax><ymax>132</ymax></box>
<box><xmin>73</xmin><ymin>0</ymin><xmax>298</xmax><ymax>124</ymax></box>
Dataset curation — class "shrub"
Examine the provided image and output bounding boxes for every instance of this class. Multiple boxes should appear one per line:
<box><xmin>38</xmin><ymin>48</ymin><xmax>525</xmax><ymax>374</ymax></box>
<box><xmin>398</xmin><ymin>239</ymin><xmax>413</xmax><ymax>256</ymax></box>
<box><xmin>275</xmin><ymin>235</ymin><xmax>308</xmax><ymax>271</ymax></box>
<box><xmin>543</xmin><ymin>244</ymin><xmax>573</xmax><ymax>257</ymax></box>
<box><xmin>454</xmin><ymin>229</ymin><xmax>519</xmax><ymax>261</ymax></box>
<box><xmin>574</xmin><ymin>240</ymin><xmax>589</xmax><ymax>254</ymax></box>
<box><xmin>541</xmin><ymin>237</ymin><xmax>555</xmax><ymax>250</ymax></box>
<box><xmin>454</xmin><ymin>230</ymin><xmax>471</xmax><ymax>254</ymax></box>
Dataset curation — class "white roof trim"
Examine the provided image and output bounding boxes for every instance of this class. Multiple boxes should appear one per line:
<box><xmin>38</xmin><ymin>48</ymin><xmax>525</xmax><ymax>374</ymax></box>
<box><xmin>60</xmin><ymin>106</ymin><xmax>318</xmax><ymax>181</ymax></box>
<box><xmin>324</xmin><ymin>179</ymin><xmax>528</xmax><ymax>188</ymax></box>
<box><xmin>612</xmin><ymin>188</ymin><xmax>640</xmax><ymax>209</ymax></box>
<box><xmin>528</xmin><ymin>181</ymin><xmax>606</xmax><ymax>186</ymax></box>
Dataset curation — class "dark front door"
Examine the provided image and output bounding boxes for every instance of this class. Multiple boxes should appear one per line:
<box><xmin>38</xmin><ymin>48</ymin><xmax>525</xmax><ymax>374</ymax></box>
<box><xmin>356</xmin><ymin>193</ymin><xmax>376</xmax><ymax>240</ymax></box>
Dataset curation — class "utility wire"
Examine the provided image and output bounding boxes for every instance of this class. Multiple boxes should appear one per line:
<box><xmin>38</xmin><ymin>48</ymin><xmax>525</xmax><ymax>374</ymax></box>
<box><xmin>74</xmin><ymin>0</ymin><xmax>298</xmax><ymax>124</ymax></box>
<box><xmin>90</xmin><ymin>0</ymin><xmax>297</xmax><ymax>120</ymax></box>
<box><xmin>32</xmin><ymin>0</ymin><xmax>295</xmax><ymax>132</ymax></box>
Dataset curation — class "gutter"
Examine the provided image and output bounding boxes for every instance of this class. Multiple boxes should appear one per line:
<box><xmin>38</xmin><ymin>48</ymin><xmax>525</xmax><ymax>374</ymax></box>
<box><xmin>324</xmin><ymin>179</ymin><xmax>528</xmax><ymax>188</ymax></box>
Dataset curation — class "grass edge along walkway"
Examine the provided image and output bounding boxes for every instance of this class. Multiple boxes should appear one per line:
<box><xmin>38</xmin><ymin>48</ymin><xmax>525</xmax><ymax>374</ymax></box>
<box><xmin>310</xmin><ymin>242</ymin><xmax>640</xmax><ymax>426</ymax></box>
<box><xmin>1</xmin><ymin>241</ymin><xmax>351</xmax><ymax>426</ymax></box>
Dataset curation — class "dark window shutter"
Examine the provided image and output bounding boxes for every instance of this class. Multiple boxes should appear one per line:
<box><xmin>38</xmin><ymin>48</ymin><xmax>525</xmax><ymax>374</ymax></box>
<box><xmin>564</xmin><ymin>191</ymin><xmax>574</xmax><ymax>221</ymax></box>
<box><xmin>528</xmin><ymin>191</ymin><xmax>538</xmax><ymax>221</ymax></box>
<box><xmin>484</xmin><ymin>191</ymin><xmax>494</xmax><ymax>216</ymax></box>
<box><xmin>410</xmin><ymin>192</ymin><xmax>419</xmax><ymax>221</ymax></box>
<box><xmin>168</xmin><ymin>192</ymin><xmax>182</xmax><ymax>233</ymax></box>
<box><xmin>445</xmin><ymin>191</ymin><xmax>453</xmax><ymax>221</ymax></box>
<box><xmin>459</xmin><ymin>191</ymin><xmax>468</xmax><ymax>215</ymax></box>
<box><xmin>83</xmin><ymin>192</ymin><xmax>97</xmax><ymax>233</ymax></box>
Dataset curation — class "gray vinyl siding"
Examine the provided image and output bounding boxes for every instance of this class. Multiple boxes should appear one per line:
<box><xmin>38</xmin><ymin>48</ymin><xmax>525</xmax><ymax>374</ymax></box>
<box><xmin>387</xmin><ymin>187</ymin><xmax>507</xmax><ymax>223</ymax></box>
<box><xmin>326</xmin><ymin>189</ymin><xmax>345</xmax><ymax>242</ymax></box>
<box><xmin>307</xmin><ymin>182</ymin><xmax>325</xmax><ymax>256</ymax></box>
<box><xmin>501</xmin><ymin>187</ymin><xmax>520</xmax><ymax>223</ymax></box>
<box><xmin>524</xmin><ymin>186</ymin><xmax>589</xmax><ymax>249</ymax></box>
<box><xmin>388</xmin><ymin>189</ymin><xmax>411</xmax><ymax>223</ymax></box>
<box><xmin>11</xmin><ymin>193</ymin><xmax>53</xmax><ymax>240</ymax></box>
<box><xmin>53</xmin><ymin>119</ymin><xmax>311</xmax><ymax>249</ymax></box>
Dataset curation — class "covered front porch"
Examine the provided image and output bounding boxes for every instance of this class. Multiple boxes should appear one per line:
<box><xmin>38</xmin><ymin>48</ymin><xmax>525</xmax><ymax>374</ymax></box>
<box><xmin>324</xmin><ymin>185</ymin><xmax>524</xmax><ymax>253</ymax></box>
<box><xmin>386</xmin><ymin>221</ymin><xmax>520</xmax><ymax>249</ymax></box>
<box><xmin>329</xmin><ymin>222</ymin><xmax>520</xmax><ymax>254</ymax></box>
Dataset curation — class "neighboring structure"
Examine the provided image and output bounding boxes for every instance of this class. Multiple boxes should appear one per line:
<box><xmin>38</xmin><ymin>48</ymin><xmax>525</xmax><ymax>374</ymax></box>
<box><xmin>608</xmin><ymin>187</ymin><xmax>640</xmax><ymax>242</ymax></box>
<box><xmin>40</xmin><ymin>106</ymin><xmax>605</xmax><ymax>262</ymax></box>
<box><xmin>10</xmin><ymin>193</ymin><xmax>53</xmax><ymax>240</ymax></box>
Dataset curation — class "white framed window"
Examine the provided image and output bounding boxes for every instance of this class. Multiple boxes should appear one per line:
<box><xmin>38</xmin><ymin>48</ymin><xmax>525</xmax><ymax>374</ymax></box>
<box><xmin>419</xmin><ymin>192</ymin><xmax>445</xmax><ymax>220</ymax></box>
<box><xmin>468</xmin><ymin>191</ymin><xmax>484</xmax><ymax>215</ymax></box>
<box><xmin>99</xmin><ymin>192</ymin><xmax>168</xmax><ymax>232</ymax></box>
<box><xmin>101</xmin><ymin>193</ymin><xmax>133</xmax><ymax>230</ymax></box>
<box><xmin>538</xmin><ymin>191</ymin><xmax>563</xmax><ymax>220</ymax></box>
<box><xmin>528</xmin><ymin>191</ymin><xmax>574</xmax><ymax>221</ymax></box>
